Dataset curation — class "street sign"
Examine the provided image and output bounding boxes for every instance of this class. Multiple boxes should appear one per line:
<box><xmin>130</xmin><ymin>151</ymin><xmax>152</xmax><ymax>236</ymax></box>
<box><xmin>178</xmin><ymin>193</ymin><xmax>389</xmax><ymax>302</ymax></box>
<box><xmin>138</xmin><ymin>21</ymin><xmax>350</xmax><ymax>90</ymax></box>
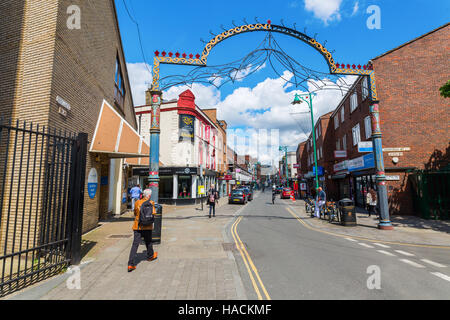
<box><xmin>198</xmin><ymin>185</ymin><xmax>205</xmax><ymax>195</ymax></box>
<box><xmin>383</xmin><ymin>147</ymin><xmax>411</xmax><ymax>152</ymax></box>
<box><xmin>334</xmin><ymin>150</ymin><xmax>347</xmax><ymax>158</ymax></box>
<box><xmin>312</xmin><ymin>166</ymin><xmax>324</xmax><ymax>176</ymax></box>
<box><xmin>388</xmin><ymin>152</ymin><xmax>403</xmax><ymax>157</ymax></box>
<box><xmin>385</xmin><ymin>175</ymin><xmax>400</xmax><ymax>181</ymax></box>
<box><xmin>358</xmin><ymin>141</ymin><xmax>373</xmax><ymax>153</ymax></box>
<box><xmin>87</xmin><ymin>168</ymin><xmax>98</xmax><ymax>199</ymax></box>
<box><xmin>300</xmin><ymin>183</ymin><xmax>307</xmax><ymax>191</ymax></box>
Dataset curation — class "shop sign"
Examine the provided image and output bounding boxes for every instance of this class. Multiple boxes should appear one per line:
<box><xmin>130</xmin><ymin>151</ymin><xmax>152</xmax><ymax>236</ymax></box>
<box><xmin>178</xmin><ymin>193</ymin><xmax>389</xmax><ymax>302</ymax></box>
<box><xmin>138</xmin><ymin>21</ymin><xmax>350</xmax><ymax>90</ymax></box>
<box><xmin>179</xmin><ymin>114</ymin><xmax>195</xmax><ymax>143</ymax></box>
<box><xmin>334</xmin><ymin>160</ymin><xmax>348</xmax><ymax>172</ymax></box>
<box><xmin>198</xmin><ymin>185</ymin><xmax>205</xmax><ymax>195</ymax></box>
<box><xmin>300</xmin><ymin>183</ymin><xmax>307</xmax><ymax>191</ymax></box>
<box><xmin>229</xmin><ymin>180</ymin><xmax>236</xmax><ymax>185</ymax></box>
<box><xmin>312</xmin><ymin>166</ymin><xmax>324</xmax><ymax>176</ymax></box>
<box><xmin>224</xmin><ymin>175</ymin><xmax>233</xmax><ymax>180</ymax></box>
<box><xmin>334</xmin><ymin>150</ymin><xmax>347</xmax><ymax>158</ymax></box>
<box><xmin>293</xmin><ymin>164</ymin><xmax>300</xmax><ymax>168</ymax></box>
<box><xmin>358</xmin><ymin>141</ymin><xmax>373</xmax><ymax>153</ymax></box>
<box><xmin>348</xmin><ymin>153</ymin><xmax>375</xmax><ymax>172</ymax></box>
<box><xmin>87</xmin><ymin>168</ymin><xmax>98</xmax><ymax>199</ymax></box>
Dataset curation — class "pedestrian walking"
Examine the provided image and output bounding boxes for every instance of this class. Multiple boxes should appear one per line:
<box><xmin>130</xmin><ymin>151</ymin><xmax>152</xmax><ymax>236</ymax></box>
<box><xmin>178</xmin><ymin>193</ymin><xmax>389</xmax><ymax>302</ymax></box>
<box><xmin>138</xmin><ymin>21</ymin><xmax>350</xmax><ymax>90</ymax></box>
<box><xmin>127</xmin><ymin>189</ymin><xmax>158</xmax><ymax>272</ymax></box>
<box><xmin>207</xmin><ymin>184</ymin><xmax>219</xmax><ymax>218</ymax></box>
<box><xmin>314</xmin><ymin>187</ymin><xmax>326</xmax><ymax>218</ymax></box>
<box><xmin>366</xmin><ymin>188</ymin><xmax>378</xmax><ymax>217</ymax></box>
<box><xmin>129</xmin><ymin>184</ymin><xmax>142</xmax><ymax>211</ymax></box>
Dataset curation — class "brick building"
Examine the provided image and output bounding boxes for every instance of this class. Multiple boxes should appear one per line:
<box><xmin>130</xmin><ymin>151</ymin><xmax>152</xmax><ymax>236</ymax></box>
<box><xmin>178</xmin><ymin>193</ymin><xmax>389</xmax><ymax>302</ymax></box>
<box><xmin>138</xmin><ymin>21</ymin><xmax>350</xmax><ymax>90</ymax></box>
<box><xmin>299</xmin><ymin>23</ymin><xmax>449</xmax><ymax>215</ymax></box>
<box><xmin>0</xmin><ymin>0</ymin><xmax>144</xmax><ymax>235</ymax></box>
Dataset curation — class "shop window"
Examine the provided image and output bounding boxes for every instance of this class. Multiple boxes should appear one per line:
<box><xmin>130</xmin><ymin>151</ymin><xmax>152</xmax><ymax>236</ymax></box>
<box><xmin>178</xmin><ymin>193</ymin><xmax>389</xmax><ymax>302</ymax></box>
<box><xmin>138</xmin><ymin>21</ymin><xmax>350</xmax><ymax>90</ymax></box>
<box><xmin>159</xmin><ymin>176</ymin><xmax>173</xmax><ymax>198</ymax></box>
<box><xmin>178</xmin><ymin>175</ymin><xmax>192</xmax><ymax>198</ymax></box>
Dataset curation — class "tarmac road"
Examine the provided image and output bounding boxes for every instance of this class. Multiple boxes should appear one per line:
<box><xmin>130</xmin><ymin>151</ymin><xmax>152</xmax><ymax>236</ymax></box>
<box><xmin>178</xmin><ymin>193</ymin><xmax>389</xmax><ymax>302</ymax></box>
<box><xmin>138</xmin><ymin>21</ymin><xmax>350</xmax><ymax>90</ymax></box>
<box><xmin>227</xmin><ymin>191</ymin><xmax>450</xmax><ymax>300</ymax></box>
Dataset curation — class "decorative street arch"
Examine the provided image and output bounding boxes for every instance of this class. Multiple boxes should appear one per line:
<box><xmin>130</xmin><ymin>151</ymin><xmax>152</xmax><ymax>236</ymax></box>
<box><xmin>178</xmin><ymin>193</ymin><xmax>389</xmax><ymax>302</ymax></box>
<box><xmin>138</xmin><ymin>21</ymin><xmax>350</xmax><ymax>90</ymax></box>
<box><xmin>147</xmin><ymin>20</ymin><xmax>392</xmax><ymax>230</ymax></box>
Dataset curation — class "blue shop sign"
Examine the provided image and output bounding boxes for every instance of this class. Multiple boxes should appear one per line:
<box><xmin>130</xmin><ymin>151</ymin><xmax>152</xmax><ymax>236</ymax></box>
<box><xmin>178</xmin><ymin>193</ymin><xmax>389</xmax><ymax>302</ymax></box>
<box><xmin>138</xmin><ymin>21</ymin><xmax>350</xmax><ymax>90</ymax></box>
<box><xmin>313</xmin><ymin>166</ymin><xmax>324</xmax><ymax>176</ymax></box>
<box><xmin>348</xmin><ymin>153</ymin><xmax>375</xmax><ymax>172</ymax></box>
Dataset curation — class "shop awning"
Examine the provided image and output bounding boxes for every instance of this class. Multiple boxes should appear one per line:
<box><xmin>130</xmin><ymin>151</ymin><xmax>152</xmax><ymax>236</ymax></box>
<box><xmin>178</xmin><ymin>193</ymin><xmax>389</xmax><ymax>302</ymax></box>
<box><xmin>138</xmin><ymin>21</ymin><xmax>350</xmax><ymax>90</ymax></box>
<box><xmin>90</xmin><ymin>100</ymin><xmax>151</xmax><ymax>162</ymax></box>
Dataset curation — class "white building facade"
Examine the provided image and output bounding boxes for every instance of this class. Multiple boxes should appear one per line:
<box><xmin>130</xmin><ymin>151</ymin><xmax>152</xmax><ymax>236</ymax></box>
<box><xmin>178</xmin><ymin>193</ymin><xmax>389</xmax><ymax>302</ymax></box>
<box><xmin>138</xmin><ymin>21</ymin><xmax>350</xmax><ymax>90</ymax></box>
<box><xmin>134</xmin><ymin>89</ymin><xmax>221</xmax><ymax>204</ymax></box>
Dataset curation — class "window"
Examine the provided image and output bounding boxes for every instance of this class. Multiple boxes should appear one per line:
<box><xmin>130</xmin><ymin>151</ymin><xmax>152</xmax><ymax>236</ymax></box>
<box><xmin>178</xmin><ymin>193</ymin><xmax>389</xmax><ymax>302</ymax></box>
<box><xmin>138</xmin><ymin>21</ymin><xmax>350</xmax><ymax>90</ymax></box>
<box><xmin>317</xmin><ymin>149</ymin><xmax>320</xmax><ymax>160</ymax></box>
<box><xmin>336</xmin><ymin>138</ymin><xmax>340</xmax><ymax>151</ymax></box>
<box><xmin>352</xmin><ymin>123</ymin><xmax>361</xmax><ymax>146</ymax></box>
<box><xmin>342</xmin><ymin>134</ymin><xmax>347</xmax><ymax>150</ymax></box>
<box><xmin>320</xmin><ymin>146</ymin><xmax>323</xmax><ymax>159</ymax></box>
<box><xmin>114</xmin><ymin>57</ymin><xmax>125</xmax><ymax>109</ymax></box>
<box><xmin>318</xmin><ymin>123</ymin><xmax>321</xmax><ymax>136</ymax></box>
<box><xmin>364</xmin><ymin>116</ymin><xmax>372</xmax><ymax>139</ymax></box>
<box><xmin>362</xmin><ymin>77</ymin><xmax>369</xmax><ymax>100</ymax></box>
<box><xmin>315</xmin><ymin>127</ymin><xmax>319</xmax><ymax>141</ymax></box>
<box><xmin>340</xmin><ymin>107</ymin><xmax>345</xmax><ymax>123</ymax></box>
<box><xmin>334</xmin><ymin>115</ymin><xmax>339</xmax><ymax>129</ymax></box>
<box><xmin>350</xmin><ymin>92</ymin><xmax>358</xmax><ymax>113</ymax></box>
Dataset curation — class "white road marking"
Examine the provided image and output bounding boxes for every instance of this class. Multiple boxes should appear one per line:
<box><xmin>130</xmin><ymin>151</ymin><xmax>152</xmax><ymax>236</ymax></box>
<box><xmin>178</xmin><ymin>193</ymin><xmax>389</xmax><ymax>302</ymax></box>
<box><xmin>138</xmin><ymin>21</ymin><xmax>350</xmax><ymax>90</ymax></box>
<box><xmin>399</xmin><ymin>259</ymin><xmax>426</xmax><ymax>268</ymax></box>
<box><xmin>430</xmin><ymin>272</ymin><xmax>450</xmax><ymax>282</ymax></box>
<box><xmin>421</xmin><ymin>259</ymin><xmax>447</xmax><ymax>268</ymax></box>
<box><xmin>358</xmin><ymin>243</ymin><xmax>375</xmax><ymax>248</ymax></box>
<box><xmin>395</xmin><ymin>250</ymin><xmax>415</xmax><ymax>257</ymax></box>
<box><xmin>345</xmin><ymin>238</ymin><xmax>358</xmax><ymax>242</ymax></box>
<box><xmin>377</xmin><ymin>250</ymin><xmax>396</xmax><ymax>256</ymax></box>
<box><xmin>373</xmin><ymin>243</ymin><xmax>390</xmax><ymax>248</ymax></box>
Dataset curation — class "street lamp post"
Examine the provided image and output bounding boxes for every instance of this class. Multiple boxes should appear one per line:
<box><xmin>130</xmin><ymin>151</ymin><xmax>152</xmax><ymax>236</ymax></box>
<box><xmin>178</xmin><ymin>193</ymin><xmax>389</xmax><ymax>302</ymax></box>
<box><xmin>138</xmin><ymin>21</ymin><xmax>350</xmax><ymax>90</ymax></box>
<box><xmin>279</xmin><ymin>146</ymin><xmax>288</xmax><ymax>186</ymax></box>
<box><xmin>292</xmin><ymin>93</ymin><xmax>319</xmax><ymax>191</ymax></box>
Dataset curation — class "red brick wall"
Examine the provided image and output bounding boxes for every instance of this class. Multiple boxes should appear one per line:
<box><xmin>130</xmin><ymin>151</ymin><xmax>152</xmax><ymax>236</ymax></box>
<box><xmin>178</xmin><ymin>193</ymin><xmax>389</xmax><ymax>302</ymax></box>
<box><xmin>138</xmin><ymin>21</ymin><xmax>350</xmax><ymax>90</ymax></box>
<box><xmin>372</xmin><ymin>24</ymin><xmax>450</xmax><ymax>215</ymax></box>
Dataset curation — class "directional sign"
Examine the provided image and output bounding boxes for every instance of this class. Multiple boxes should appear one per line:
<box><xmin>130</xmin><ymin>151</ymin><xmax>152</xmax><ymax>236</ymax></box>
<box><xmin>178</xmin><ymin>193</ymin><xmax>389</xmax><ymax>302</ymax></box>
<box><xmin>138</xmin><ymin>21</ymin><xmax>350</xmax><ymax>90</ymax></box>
<box><xmin>358</xmin><ymin>141</ymin><xmax>373</xmax><ymax>153</ymax></box>
<box><xmin>87</xmin><ymin>168</ymin><xmax>98</xmax><ymax>199</ymax></box>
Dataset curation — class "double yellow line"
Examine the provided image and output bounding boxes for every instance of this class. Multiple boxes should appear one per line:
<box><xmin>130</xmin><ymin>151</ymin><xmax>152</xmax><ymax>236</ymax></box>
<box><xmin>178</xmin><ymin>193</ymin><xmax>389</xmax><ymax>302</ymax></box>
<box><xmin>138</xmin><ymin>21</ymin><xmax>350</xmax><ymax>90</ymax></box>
<box><xmin>230</xmin><ymin>216</ymin><xmax>271</xmax><ymax>300</ymax></box>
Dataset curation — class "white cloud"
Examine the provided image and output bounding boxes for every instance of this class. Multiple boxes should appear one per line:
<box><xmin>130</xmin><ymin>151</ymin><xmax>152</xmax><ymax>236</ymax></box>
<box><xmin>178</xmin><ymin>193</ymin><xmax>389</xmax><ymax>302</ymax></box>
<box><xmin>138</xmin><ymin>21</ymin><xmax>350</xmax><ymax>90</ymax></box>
<box><xmin>304</xmin><ymin>0</ymin><xmax>343</xmax><ymax>25</ymax></box>
<box><xmin>126</xmin><ymin>62</ymin><xmax>152</xmax><ymax>106</ymax></box>
<box><xmin>163</xmin><ymin>83</ymin><xmax>221</xmax><ymax>108</ymax></box>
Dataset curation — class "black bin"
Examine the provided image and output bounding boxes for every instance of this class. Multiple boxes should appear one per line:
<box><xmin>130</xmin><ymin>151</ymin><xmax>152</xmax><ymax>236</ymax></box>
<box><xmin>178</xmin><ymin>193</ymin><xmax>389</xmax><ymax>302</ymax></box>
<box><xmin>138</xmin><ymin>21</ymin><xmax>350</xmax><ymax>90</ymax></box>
<box><xmin>152</xmin><ymin>204</ymin><xmax>163</xmax><ymax>244</ymax></box>
<box><xmin>338</xmin><ymin>198</ymin><xmax>357</xmax><ymax>226</ymax></box>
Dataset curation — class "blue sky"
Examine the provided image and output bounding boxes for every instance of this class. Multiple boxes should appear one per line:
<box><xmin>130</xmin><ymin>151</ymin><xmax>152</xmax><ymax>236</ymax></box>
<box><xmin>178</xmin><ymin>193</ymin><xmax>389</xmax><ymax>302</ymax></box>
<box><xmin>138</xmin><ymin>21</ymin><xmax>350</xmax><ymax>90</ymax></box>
<box><xmin>116</xmin><ymin>0</ymin><xmax>449</xmax><ymax>160</ymax></box>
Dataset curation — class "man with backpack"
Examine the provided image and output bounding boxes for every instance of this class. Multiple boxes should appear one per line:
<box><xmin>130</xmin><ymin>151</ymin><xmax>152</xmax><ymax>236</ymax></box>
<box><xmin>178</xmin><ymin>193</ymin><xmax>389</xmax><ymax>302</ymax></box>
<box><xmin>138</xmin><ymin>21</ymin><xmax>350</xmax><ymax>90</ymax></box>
<box><xmin>207</xmin><ymin>184</ymin><xmax>219</xmax><ymax>218</ymax></box>
<box><xmin>127</xmin><ymin>189</ymin><xmax>158</xmax><ymax>272</ymax></box>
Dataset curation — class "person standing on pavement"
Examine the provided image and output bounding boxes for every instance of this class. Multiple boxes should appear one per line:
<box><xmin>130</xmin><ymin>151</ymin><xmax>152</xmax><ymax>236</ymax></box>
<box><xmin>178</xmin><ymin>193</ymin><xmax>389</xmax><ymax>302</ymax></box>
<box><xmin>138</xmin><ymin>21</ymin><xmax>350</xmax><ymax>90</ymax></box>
<box><xmin>129</xmin><ymin>184</ymin><xmax>142</xmax><ymax>211</ymax></box>
<box><xmin>127</xmin><ymin>189</ymin><xmax>158</xmax><ymax>272</ymax></box>
<box><xmin>314</xmin><ymin>187</ymin><xmax>326</xmax><ymax>218</ymax></box>
<box><xmin>207</xmin><ymin>184</ymin><xmax>219</xmax><ymax>218</ymax></box>
<box><xmin>366</xmin><ymin>188</ymin><xmax>378</xmax><ymax>217</ymax></box>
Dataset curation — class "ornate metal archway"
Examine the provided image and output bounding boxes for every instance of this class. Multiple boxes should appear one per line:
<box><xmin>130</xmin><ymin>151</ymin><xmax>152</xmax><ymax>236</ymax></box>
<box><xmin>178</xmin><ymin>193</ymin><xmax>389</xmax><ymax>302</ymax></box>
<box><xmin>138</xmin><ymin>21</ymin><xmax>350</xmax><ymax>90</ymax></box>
<box><xmin>147</xmin><ymin>20</ymin><xmax>392</xmax><ymax>230</ymax></box>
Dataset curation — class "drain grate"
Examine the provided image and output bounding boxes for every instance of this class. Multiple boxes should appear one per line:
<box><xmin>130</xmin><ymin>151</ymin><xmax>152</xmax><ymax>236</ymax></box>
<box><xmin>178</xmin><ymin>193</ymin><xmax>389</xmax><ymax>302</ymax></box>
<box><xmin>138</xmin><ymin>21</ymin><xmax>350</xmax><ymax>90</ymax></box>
<box><xmin>222</xmin><ymin>242</ymin><xmax>246</xmax><ymax>252</ymax></box>
<box><xmin>107</xmin><ymin>234</ymin><xmax>132</xmax><ymax>239</ymax></box>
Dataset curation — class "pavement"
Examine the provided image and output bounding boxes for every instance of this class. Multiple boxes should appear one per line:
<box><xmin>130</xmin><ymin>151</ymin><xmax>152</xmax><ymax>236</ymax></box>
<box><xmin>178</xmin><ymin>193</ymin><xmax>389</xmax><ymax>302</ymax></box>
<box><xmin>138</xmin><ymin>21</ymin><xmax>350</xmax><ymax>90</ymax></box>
<box><xmin>4</xmin><ymin>196</ymin><xmax>247</xmax><ymax>300</ymax></box>
<box><xmin>4</xmin><ymin>191</ymin><xmax>450</xmax><ymax>300</ymax></box>
<box><xmin>290</xmin><ymin>199</ymin><xmax>450</xmax><ymax>247</ymax></box>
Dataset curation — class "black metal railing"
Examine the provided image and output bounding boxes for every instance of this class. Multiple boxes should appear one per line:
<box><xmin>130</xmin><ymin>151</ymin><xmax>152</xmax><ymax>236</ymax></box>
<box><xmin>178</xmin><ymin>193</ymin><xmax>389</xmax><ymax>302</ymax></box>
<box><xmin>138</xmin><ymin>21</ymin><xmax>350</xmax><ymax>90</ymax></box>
<box><xmin>0</xmin><ymin>118</ymin><xmax>87</xmax><ymax>297</ymax></box>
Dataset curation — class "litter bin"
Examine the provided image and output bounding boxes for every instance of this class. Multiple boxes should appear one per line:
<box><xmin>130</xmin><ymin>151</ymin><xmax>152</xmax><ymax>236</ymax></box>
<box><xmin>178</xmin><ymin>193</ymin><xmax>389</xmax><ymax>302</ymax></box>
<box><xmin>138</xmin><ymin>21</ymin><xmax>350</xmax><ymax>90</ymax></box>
<box><xmin>152</xmin><ymin>204</ymin><xmax>162</xmax><ymax>244</ymax></box>
<box><xmin>338</xmin><ymin>198</ymin><xmax>357</xmax><ymax>226</ymax></box>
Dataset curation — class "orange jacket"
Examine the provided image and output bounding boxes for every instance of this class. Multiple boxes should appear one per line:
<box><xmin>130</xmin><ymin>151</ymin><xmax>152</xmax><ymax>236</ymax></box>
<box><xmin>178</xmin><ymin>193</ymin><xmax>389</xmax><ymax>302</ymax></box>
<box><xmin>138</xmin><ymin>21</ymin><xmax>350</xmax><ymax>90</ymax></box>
<box><xmin>132</xmin><ymin>198</ymin><xmax>156</xmax><ymax>231</ymax></box>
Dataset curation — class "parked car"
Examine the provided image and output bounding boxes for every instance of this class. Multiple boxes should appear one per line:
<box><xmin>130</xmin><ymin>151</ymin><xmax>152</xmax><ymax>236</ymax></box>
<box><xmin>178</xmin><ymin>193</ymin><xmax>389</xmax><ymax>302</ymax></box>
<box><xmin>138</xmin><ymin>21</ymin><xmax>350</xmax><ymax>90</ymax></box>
<box><xmin>281</xmin><ymin>187</ymin><xmax>294</xmax><ymax>199</ymax></box>
<box><xmin>228</xmin><ymin>189</ymin><xmax>247</xmax><ymax>204</ymax></box>
<box><xmin>237</xmin><ymin>186</ymin><xmax>253</xmax><ymax>201</ymax></box>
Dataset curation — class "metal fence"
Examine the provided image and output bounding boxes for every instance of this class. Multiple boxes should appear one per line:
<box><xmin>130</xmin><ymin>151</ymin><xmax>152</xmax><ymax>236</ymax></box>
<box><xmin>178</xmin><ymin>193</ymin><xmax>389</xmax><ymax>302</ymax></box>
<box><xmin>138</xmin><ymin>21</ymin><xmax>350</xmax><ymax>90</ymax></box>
<box><xmin>410</xmin><ymin>169</ymin><xmax>450</xmax><ymax>220</ymax></box>
<box><xmin>0</xmin><ymin>118</ymin><xmax>87</xmax><ymax>297</ymax></box>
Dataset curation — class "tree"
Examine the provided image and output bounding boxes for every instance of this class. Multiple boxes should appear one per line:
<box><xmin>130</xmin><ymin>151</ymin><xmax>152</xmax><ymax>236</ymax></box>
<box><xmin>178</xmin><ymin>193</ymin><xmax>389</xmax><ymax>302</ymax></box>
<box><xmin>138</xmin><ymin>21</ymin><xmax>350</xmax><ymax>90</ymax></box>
<box><xmin>439</xmin><ymin>80</ymin><xmax>450</xmax><ymax>98</ymax></box>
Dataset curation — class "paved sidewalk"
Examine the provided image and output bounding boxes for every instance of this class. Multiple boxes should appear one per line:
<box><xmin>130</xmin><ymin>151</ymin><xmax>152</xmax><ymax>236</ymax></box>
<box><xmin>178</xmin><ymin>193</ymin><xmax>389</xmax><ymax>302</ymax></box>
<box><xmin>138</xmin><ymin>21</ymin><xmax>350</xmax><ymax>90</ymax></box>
<box><xmin>289</xmin><ymin>200</ymin><xmax>450</xmax><ymax>247</ymax></box>
<box><xmin>5</xmin><ymin>197</ymin><xmax>247</xmax><ymax>300</ymax></box>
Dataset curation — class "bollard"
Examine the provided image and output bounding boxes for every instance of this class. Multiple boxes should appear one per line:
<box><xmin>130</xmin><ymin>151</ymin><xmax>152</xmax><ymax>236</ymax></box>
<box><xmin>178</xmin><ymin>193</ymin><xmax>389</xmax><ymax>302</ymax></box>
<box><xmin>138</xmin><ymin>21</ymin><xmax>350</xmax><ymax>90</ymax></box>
<box><xmin>152</xmin><ymin>204</ymin><xmax>162</xmax><ymax>244</ymax></box>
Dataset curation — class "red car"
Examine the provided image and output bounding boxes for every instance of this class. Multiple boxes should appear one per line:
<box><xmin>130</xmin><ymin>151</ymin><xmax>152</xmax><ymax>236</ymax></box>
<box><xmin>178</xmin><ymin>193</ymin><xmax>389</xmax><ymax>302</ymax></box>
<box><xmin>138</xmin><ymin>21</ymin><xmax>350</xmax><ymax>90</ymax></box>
<box><xmin>281</xmin><ymin>187</ymin><xmax>294</xmax><ymax>199</ymax></box>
